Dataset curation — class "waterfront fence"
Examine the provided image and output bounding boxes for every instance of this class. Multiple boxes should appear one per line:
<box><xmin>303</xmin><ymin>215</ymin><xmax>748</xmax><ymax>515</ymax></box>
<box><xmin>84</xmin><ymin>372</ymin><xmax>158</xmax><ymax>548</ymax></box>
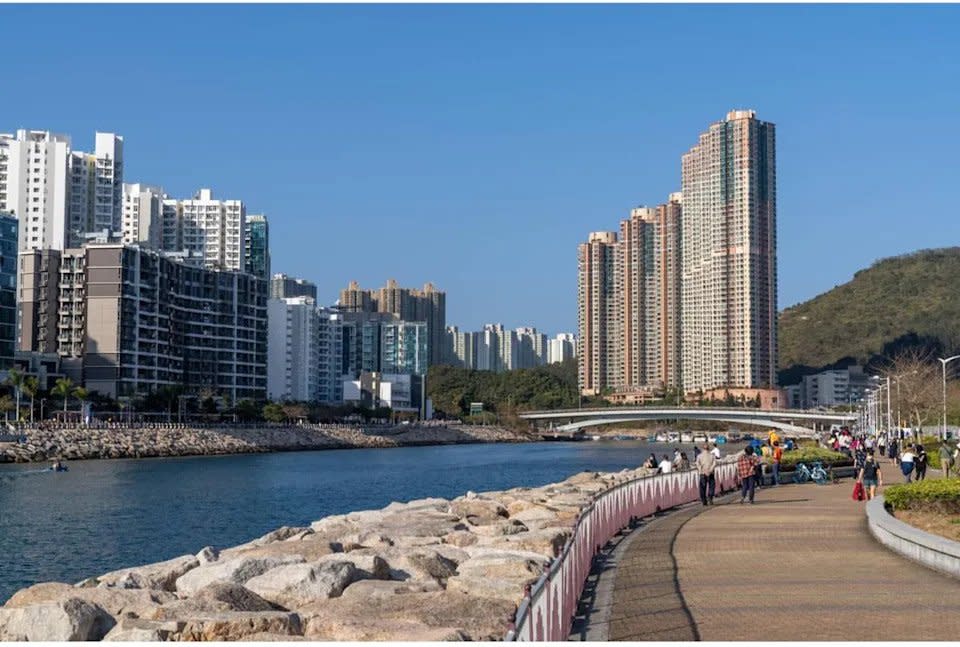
<box><xmin>507</xmin><ymin>460</ymin><xmax>738</xmax><ymax>641</ymax></box>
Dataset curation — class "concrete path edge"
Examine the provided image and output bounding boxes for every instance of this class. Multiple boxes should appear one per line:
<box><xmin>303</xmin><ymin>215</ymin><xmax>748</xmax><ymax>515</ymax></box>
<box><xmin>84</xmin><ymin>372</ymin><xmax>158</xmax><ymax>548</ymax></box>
<box><xmin>867</xmin><ymin>495</ymin><xmax>960</xmax><ymax>579</ymax></box>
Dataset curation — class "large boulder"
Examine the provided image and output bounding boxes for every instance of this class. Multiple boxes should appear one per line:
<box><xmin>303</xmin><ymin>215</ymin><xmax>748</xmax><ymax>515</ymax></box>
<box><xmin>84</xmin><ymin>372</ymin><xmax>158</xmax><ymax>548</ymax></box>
<box><xmin>226</xmin><ymin>537</ymin><xmax>341</xmax><ymax>562</ymax></box>
<box><xmin>250</xmin><ymin>526</ymin><xmax>314</xmax><ymax>547</ymax></box>
<box><xmin>449</xmin><ymin>498</ymin><xmax>508</xmax><ymax>525</ymax></box>
<box><xmin>148</xmin><ymin>582</ymin><xmax>277</xmax><ymax>620</ymax></box>
<box><xmin>244</xmin><ymin>561</ymin><xmax>358</xmax><ymax>609</ymax></box>
<box><xmin>445</xmin><ymin>549</ymin><xmax>547</xmax><ymax>603</ymax></box>
<box><xmin>483</xmin><ymin>527</ymin><xmax>571</xmax><ymax>559</ymax></box>
<box><xmin>312</xmin><ymin>553</ymin><xmax>390</xmax><ymax>580</ymax></box>
<box><xmin>468</xmin><ymin>519</ymin><xmax>529</xmax><ymax>537</ymax></box>
<box><xmin>373</xmin><ymin>510</ymin><xmax>467</xmax><ymax>538</ymax></box>
<box><xmin>443</xmin><ymin>530</ymin><xmax>479</xmax><ymax>548</ymax></box>
<box><xmin>0</xmin><ymin>598</ymin><xmax>116</xmax><ymax>641</ymax></box>
<box><xmin>381</xmin><ymin>497</ymin><xmax>449</xmax><ymax>514</ymax></box>
<box><xmin>347</xmin><ymin>547</ymin><xmax>460</xmax><ymax>583</ymax></box>
<box><xmin>102</xmin><ymin>617</ymin><xmax>184</xmax><ymax>641</ymax></box>
<box><xmin>339</xmin><ymin>579</ymin><xmax>442</xmax><ymax>600</ymax></box>
<box><xmin>175</xmin><ymin>555</ymin><xmax>306</xmax><ymax>595</ymax></box>
<box><xmin>175</xmin><ymin>611</ymin><xmax>303</xmax><ymax>641</ymax></box>
<box><xmin>300</xmin><ymin>590</ymin><xmax>514</xmax><ymax>641</ymax></box>
<box><xmin>86</xmin><ymin>554</ymin><xmax>199</xmax><ymax>592</ymax></box>
<box><xmin>4</xmin><ymin>582</ymin><xmax>174</xmax><ymax>618</ymax></box>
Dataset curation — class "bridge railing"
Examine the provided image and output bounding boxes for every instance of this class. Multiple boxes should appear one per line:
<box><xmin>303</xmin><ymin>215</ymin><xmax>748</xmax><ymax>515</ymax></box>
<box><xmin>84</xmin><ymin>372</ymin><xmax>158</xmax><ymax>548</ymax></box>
<box><xmin>506</xmin><ymin>459</ymin><xmax>738</xmax><ymax>641</ymax></box>
<box><xmin>519</xmin><ymin>406</ymin><xmax>856</xmax><ymax>419</ymax></box>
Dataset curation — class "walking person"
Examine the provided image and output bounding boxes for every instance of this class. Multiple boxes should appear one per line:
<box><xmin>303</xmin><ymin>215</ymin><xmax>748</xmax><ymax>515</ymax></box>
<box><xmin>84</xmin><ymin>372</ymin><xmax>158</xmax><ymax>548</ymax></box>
<box><xmin>878</xmin><ymin>433</ymin><xmax>886</xmax><ymax>459</ymax></box>
<box><xmin>888</xmin><ymin>437</ymin><xmax>899</xmax><ymax>465</ymax></box>
<box><xmin>696</xmin><ymin>443</ymin><xmax>717</xmax><ymax>506</ymax></box>
<box><xmin>939</xmin><ymin>442</ymin><xmax>954</xmax><ymax>478</ymax></box>
<box><xmin>857</xmin><ymin>450</ymin><xmax>883</xmax><ymax>500</ymax></box>
<box><xmin>737</xmin><ymin>446</ymin><xmax>760</xmax><ymax>504</ymax></box>
<box><xmin>771</xmin><ymin>441</ymin><xmax>783</xmax><ymax>486</ymax></box>
<box><xmin>658</xmin><ymin>454</ymin><xmax>673</xmax><ymax>474</ymax></box>
<box><xmin>899</xmin><ymin>444</ymin><xmax>916</xmax><ymax>483</ymax></box>
<box><xmin>914</xmin><ymin>444</ymin><xmax>928</xmax><ymax>481</ymax></box>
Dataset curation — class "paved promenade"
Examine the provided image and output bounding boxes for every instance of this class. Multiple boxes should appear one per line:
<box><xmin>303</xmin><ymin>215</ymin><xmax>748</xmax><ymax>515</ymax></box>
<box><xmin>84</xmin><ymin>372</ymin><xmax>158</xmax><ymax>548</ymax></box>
<box><xmin>577</xmin><ymin>463</ymin><xmax>960</xmax><ymax>641</ymax></box>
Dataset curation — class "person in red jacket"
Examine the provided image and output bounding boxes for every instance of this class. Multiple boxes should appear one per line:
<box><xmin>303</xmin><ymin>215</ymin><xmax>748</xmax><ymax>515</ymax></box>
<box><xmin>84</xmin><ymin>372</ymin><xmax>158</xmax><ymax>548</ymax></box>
<box><xmin>737</xmin><ymin>446</ymin><xmax>760</xmax><ymax>504</ymax></box>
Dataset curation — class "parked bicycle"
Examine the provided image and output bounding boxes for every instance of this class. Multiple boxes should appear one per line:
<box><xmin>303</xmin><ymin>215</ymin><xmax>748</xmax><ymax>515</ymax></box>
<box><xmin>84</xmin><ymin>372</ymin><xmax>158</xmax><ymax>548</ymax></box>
<box><xmin>793</xmin><ymin>461</ymin><xmax>830</xmax><ymax>485</ymax></box>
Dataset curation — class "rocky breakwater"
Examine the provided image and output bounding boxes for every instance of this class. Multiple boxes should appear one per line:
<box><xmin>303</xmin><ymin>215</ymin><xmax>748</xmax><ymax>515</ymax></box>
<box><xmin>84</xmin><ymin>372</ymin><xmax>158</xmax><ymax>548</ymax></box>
<box><xmin>0</xmin><ymin>465</ymin><xmax>657</xmax><ymax>641</ymax></box>
<box><xmin>0</xmin><ymin>423</ymin><xmax>531</xmax><ymax>463</ymax></box>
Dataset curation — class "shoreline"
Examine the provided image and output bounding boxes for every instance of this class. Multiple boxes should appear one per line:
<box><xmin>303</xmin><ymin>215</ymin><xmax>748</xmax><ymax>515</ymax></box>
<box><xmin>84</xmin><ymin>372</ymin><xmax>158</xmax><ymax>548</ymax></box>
<box><xmin>0</xmin><ymin>459</ymin><xmax>664</xmax><ymax>641</ymax></box>
<box><xmin>0</xmin><ymin>423</ymin><xmax>536</xmax><ymax>464</ymax></box>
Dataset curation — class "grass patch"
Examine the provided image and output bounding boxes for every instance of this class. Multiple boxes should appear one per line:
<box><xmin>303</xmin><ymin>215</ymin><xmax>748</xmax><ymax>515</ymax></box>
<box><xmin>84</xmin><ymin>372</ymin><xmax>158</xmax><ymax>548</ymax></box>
<box><xmin>885</xmin><ymin>478</ymin><xmax>960</xmax><ymax>515</ymax></box>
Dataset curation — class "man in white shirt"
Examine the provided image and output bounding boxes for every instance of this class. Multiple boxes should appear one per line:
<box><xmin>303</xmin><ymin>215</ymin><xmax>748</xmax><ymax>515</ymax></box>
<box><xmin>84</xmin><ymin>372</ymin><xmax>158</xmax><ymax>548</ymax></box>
<box><xmin>711</xmin><ymin>443</ymin><xmax>721</xmax><ymax>459</ymax></box>
<box><xmin>658</xmin><ymin>455</ymin><xmax>673</xmax><ymax>474</ymax></box>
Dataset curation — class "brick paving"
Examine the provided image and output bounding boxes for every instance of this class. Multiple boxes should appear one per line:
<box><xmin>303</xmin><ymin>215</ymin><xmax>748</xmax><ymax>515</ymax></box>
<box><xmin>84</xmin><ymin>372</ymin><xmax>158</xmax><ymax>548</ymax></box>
<box><xmin>601</xmin><ymin>463</ymin><xmax>960</xmax><ymax>641</ymax></box>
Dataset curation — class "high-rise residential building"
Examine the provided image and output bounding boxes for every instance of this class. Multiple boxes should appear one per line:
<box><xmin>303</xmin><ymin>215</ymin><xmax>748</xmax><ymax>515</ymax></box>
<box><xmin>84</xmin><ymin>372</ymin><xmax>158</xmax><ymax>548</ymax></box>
<box><xmin>19</xmin><ymin>243</ymin><xmax>267</xmax><ymax>400</ymax></box>
<box><xmin>161</xmin><ymin>188</ymin><xmax>246</xmax><ymax>272</ymax></box>
<box><xmin>680</xmin><ymin>110</ymin><xmax>777</xmax><ymax>392</ymax></box>
<box><xmin>0</xmin><ymin>214</ymin><xmax>17</xmax><ymax>369</ymax></box>
<box><xmin>68</xmin><ymin>132</ymin><xmax>123</xmax><ymax>247</ymax></box>
<box><xmin>1</xmin><ymin>130</ymin><xmax>72</xmax><ymax>252</ymax></box>
<box><xmin>338</xmin><ymin>279</ymin><xmax>446</xmax><ymax>367</ymax></box>
<box><xmin>270</xmin><ymin>273</ymin><xmax>317</xmax><ymax>300</ymax></box>
<box><xmin>267</xmin><ymin>297</ymin><xmax>319</xmax><ymax>402</ymax></box>
<box><xmin>515</xmin><ymin>327</ymin><xmax>548</xmax><ymax>369</ymax></box>
<box><xmin>618</xmin><ymin>193</ymin><xmax>682</xmax><ymax>390</ymax></box>
<box><xmin>547</xmin><ymin>333</ymin><xmax>576</xmax><ymax>365</ymax></box>
<box><xmin>380</xmin><ymin>321</ymin><xmax>428</xmax><ymax>376</ymax></box>
<box><xmin>444</xmin><ymin>325</ymin><xmax>475</xmax><ymax>369</ymax></box>
<box><xmin>122</xmin><ymin>183</ymin><xmax>165</xmax><ymax>249</ymax></box>
<box><xmin>577</xmin><ymin>231</ymin><xmax>620</xmax><ymax>395</ymax></box>
<box><xmin>245</xmin><ymin>214</ymin><xmax>270</xmax><ymax>279</ymax></box>
<box><xmin>317</xmin><ymin>306</ymin><xmax>344</xmax><ymax>404</ymax></box>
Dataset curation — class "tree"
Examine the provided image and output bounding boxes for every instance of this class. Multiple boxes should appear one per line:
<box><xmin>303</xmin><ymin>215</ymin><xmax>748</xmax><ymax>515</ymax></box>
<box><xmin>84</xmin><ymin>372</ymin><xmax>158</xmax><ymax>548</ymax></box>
<box><xmin>281</xmin><ymin>403</ymin><xmax>308</xmax><ymax>422</ymax></box>
<box><xmin>22</xmin><ymin>376</ymin><xmax>39</xmax><ymax>424</ymax></box>
<box><xmin>880</xmin><ymin>348</ymin><xmax>941</xmax><ymax>436</ymax></box>
<box><xmin>5</xmin><ymin>368</ymin><xmax>24</xmax><ymax>423</ymax></box>
<box><xmin>51</xmin><ymin>378</ymin><xmax>75</xmax><ymax>418</ymax></box>
<box><xmin>73</xmin><ymin>387</ymin><xmax>89</xmax><ymax>423</ymax></box>
<box><xmin>262</xmin><ymin>403</ymin><xmax>286</xmax><ymax>423</ymax></box>
<box><xmin>0</xmin><ymin>394</ymin><xmax>14</xmax><ymax>423</ymax></box>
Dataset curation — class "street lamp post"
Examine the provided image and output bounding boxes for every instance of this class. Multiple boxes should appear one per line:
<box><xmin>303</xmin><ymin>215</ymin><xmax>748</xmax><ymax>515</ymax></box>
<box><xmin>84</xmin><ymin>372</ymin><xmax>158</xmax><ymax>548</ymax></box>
<box><xmin>937</xmin><ymin>356</ymin><xmax>960</xmax><ymax>441</ymax></box>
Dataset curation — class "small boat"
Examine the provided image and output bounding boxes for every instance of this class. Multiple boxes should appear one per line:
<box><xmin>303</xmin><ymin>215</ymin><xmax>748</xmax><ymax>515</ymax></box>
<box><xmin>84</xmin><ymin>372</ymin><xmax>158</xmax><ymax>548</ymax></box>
<box><xmin>591</xmin><ymin>435</ymin><xmax>601</xmax><ymax>441</ymax></box>
<box><xmin>655</xmin><ymin>433</ymin><xmax>667</xmax><ymax>442</ymax></box>
<box><xmin>667</xmin><ymin>432</ymin><xmax>679</xmax><ymax>443</ymax></box>
<box><xmin>693</xmin><ymin>434</ymin><xmax>708</xmax><ymax>443</ymax></box>
<box><xmin>715</xmin><ymin>435</ymin><xmax>728</xmax><ymax>445</ymax></box>
<box><xmin>680</xmin><ymin>432</ymin><xmax>693</xmax><ymax>443</ymax></box>
<box><xmin>613</xmin><ymin>435</ymin><xmax>632</xmax><ymax>441</ymax></box>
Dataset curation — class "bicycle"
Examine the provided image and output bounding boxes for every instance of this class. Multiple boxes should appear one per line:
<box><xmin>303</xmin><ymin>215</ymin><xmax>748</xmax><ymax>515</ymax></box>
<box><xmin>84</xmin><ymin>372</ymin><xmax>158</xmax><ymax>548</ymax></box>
<box><xmin>793</xmin><ymin>461</ymin><xmax>830</xmax><ymax>485</ymax></box>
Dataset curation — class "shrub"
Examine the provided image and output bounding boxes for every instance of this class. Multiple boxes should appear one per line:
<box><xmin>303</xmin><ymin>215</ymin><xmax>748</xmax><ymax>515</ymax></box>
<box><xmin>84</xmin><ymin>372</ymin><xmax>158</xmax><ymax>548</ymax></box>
<box><xmin>884</xmin><ymin>478</ymin><xmax>960</xmax><ymax>515</ymax></box>
<box><xmin>779</xmin><ymin>447</ymin><xmax>849</xmax><ymax>468</ymax></box>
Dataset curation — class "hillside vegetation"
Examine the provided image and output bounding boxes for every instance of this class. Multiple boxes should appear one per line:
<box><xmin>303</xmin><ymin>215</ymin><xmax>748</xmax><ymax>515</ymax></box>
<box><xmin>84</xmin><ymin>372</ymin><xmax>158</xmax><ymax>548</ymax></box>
<box><xmin>779</xmin><ymin>248</ymin><xmax>960</xmax><ymax>376</ymax></box>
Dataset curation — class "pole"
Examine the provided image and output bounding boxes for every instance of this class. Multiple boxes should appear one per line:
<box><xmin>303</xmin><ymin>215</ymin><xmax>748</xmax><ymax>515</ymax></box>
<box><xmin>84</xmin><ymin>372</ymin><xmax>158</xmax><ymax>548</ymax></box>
<box><xmin>938</xmin><ymin>356</ymin><xmax>960</xmax><ymax>441</ymax></box>
<box><xmin>885</xmin><ymin>377</ymin><xmax>893</xmax><ymax>439</ymax></box>
<box><xmin>895</xmin><ymin>377</ymin><xmax>901</xmax><ymax>431</ymax></box>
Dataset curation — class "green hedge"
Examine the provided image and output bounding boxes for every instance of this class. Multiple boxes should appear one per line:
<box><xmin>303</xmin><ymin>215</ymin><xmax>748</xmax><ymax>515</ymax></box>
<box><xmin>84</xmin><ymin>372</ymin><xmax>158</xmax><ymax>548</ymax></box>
<box><xmin>885</xmin><ymin>478</ymin><xmax>960</xmax><ymax>514</ymax></box>
<box><xmin>778</xmin><ymin>447</ymin><xmax>849</xmax><ymax>469</ymax></box>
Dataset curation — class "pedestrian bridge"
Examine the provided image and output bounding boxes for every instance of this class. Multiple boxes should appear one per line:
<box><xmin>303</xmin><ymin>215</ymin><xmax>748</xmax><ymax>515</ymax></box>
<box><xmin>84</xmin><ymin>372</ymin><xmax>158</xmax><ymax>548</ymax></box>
<box><xmin>518</xmin><ymin>407</ymin><xmax>857</xmax><ymax>438</ymax></box>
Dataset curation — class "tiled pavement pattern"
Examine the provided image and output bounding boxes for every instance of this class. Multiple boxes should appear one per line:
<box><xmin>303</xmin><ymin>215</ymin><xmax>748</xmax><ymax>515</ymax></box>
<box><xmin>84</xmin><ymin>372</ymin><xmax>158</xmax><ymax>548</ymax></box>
<box><xmin>596</xmin><ymin>464</ymin><xmax>960</xmax><ymax>641</ymax></box>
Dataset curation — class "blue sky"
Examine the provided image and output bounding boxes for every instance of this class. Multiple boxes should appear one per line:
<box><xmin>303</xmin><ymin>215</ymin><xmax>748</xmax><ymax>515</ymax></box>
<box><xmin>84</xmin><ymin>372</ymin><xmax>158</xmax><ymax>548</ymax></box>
<box><xmin>3</xmin><ymin>4</ymin><xmax>959</xmax><ymax>334</ymax></box>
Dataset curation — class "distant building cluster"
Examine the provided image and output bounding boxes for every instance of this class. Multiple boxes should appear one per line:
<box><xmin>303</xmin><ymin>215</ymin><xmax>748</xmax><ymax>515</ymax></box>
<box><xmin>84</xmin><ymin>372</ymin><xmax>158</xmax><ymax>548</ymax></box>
<box><xmin>443</xmin><ymin>326</ymin><xmax>576</xmax><ymax>373</ymax></box>
<box><xmin>578</xmin><ymin>110</ymin><xmax>779</xmax><ymax>401</ymax></box>
<box><xmin>1</xmin><ymin>128</ymin><xmax>270</xmax><ymax>398</ymax></box>
<box><xmin>783</xmin><ymin>366</ymin><xmax>871</xmax><ymax>410</ymax></box>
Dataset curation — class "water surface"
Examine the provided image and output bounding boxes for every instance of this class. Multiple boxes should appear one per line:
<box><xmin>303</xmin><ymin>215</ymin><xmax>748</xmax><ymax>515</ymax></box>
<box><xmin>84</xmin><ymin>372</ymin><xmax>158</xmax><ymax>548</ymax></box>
<box><xmin>0</xmin><ymin>440</ymin><xmax>698</xmax><ymax>602</ymax></box>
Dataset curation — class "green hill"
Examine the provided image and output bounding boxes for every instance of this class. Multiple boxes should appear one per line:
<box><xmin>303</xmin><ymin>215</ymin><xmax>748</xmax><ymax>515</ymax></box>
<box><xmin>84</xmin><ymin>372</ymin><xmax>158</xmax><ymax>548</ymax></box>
<box><xmin>778</xmin><ymin>248</ymin><xmax>960</xmax><ymax>379</ymax></box>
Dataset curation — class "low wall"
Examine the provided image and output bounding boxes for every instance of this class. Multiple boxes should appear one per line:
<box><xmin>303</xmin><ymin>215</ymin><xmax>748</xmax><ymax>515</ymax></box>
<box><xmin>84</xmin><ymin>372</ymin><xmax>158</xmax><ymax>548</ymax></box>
<box><xmin>866</xmin><ymin>496</ymin><xmax>960</xmax><ymax>579</ymax></box>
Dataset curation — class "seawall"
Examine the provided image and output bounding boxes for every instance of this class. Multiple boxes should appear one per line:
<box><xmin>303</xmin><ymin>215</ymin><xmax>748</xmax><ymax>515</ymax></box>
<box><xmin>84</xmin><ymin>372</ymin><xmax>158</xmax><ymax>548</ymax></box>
<box><xmin>0</xmin><ymin>463</ymin><xmax>666</xmax><ymax>641</ymax></box>
<box><xmin>0</xmin><ymin>423</ymin><xmax>532</xmax><ymax>464</ymax></box>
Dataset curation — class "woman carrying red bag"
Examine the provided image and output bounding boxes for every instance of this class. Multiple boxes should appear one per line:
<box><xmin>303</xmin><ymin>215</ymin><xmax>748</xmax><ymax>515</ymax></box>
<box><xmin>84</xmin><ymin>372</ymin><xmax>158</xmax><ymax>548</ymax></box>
<box><xmin>857</xmin><ymin>450</ymin><xmax>883</xmax><ymax>500</ymax></box>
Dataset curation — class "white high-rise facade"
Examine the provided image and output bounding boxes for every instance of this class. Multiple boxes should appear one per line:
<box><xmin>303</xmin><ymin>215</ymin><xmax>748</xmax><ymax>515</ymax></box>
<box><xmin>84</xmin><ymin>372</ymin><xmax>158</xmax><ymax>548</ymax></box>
<box><xmin>0</xmin><ymin>130</ymin><xmax>123</xmax><ymax>252</ymax></box>
<box><xmin>548</xmin><ymin>333</ymin><xmax>576</xmax><ymax>364</ymax></box>
<box><xmin>680</xmin><ymin>110</ymin><xmax>777</xmax><ymax>392</ymax></box>
<box><xmin>1</xmin><ymin>130</ymin><xmax>72</xmax><ymax>252</ymax></box>
<box><xmin>267</xmin><ymin>297</ymin><xmax>320</xmax><ymax>402</ymax></box>
<box><xmin>122</xmin><ymin>183</ymin><xmax>165</xmax><ymax>248</ymax></box>
<box><xmin>160</xmin><ymin>188</ymin><xmax>247</xmax><ymax>272</ymax></box>
<box><xmin>317</xmin><ymin>307</ymin><xmax>343</xmax><ymax>404</ymax></box>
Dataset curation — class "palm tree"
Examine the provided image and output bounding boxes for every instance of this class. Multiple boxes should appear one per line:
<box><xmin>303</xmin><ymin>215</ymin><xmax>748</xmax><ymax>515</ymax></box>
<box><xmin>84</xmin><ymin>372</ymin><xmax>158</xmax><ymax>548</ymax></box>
<box><xmin>22</xmin><ymin>377</ymin><xmax>39</xmax><ymax>424</ymax></box>
<box><xmin>5</xmin><ymin>368</ymin><xmax>24</xmax><ymax>424</ymax></box>
<box><xmin>51</xmin><ymin>377</ymin><xmax>74</xmax><ymax>420</ymax></box>
<box><xmin>0</xmin><ymin>394</ymin><xmax>14</xmax><ymax>424</ymax></box>
<box><xmin>73</xmin><ymin>387</ymin><xmax>89</xmax><ymax>424</ymax></box>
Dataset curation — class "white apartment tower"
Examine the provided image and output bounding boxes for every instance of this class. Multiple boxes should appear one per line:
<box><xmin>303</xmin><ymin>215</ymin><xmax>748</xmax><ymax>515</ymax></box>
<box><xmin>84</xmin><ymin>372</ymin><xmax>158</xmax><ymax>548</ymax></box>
<box><xmin>267</xmin><ymin>297</ymin><xmax>320</xmax><ymax>402</ymax></box>
<box><xmin>122</xmin><ymin>183</ymin><xmax>165</xmax><ymax>248</ymax></box>
<box><xmin>548</xmin><ymin>333</ymin><xmax>577</xmax><ymax>364</ymax></box>
<box><xmin>0</xmin><ymin>130</ymin><xmax>123</xmax><ymax>252</ymax></box>
<box><xmin>68</xmin><ymin>132</ymin><xmax>124</xmax><ymax>246</ymax></box>
<box><xmin>161</xmin><ymin>188</ymin><xmax>247</xmax><ymax>272</ymax></box>
<box><xmin>0</xmin><ymin>130</ymin><xmax>72</xmax><ymax>251</ymax></box>
<box><xmin>680</xmin><ymin>110</ymin><xmax>777</xmax><ymax>392</ymax></box>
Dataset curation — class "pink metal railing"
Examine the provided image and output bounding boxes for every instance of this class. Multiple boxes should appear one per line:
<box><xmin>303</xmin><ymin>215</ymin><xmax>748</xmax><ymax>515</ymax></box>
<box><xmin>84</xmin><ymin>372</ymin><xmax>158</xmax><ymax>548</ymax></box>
<box><xmin>506</xmin><ymin>460</ymin><xmax>738</xmax><ymax>641</ymax></box>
